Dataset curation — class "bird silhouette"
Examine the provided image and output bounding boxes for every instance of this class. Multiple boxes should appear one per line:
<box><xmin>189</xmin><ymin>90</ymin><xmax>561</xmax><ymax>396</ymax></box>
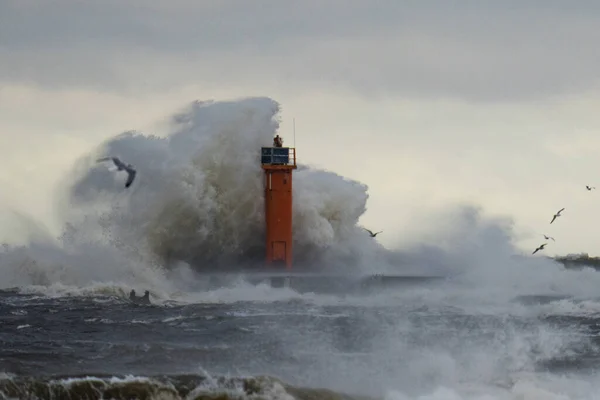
<box><xmin>543</xmin><ymin>234</ymin><xmax>555</xmax><ymax>242</ymax></box>
<box><xmin>532</xmin><ymin>243</ymin><xmax>547</xmax><ymax>255</ymax></box>
<box><xmin>586</xmin><ymin>185</ymin><xmax>595</xmax><ymax>191</ymax></box>
<box><xmin>364</xmin><ymin>228</ymin><xmax>382</xmax><ymax>238</ymax></box>
<box><xmin>97</xmin><ymin>157</ymin><xmax>137</xmax><ymax>188</ymax></box>
<box><xmin>550</xmin><ymin>208</ymin><xmax>565</xmax><ymax>224</ymax></box>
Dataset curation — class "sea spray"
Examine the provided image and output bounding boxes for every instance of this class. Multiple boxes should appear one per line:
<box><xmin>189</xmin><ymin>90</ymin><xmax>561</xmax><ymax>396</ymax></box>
<box><xmin>56</xmin><ymin>97</ymin><xmax>386</xmax><ymax>271</ymax></box>
<box><xmin>0</xmin><ymin>97</ymin><xmax>384</xmax><ymax>290</ymax></box>
<box><xmin>3</xmin><ymin>96</ymin><xmax>600</xmax><ymax>305</ymax></box>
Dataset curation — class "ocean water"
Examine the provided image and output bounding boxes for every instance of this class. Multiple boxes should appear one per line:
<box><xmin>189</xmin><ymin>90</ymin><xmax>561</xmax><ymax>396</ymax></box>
<box><xmin>2</xmin><ymin>97</ymin><xmax>600</xmax><ymax>399</ymax></box>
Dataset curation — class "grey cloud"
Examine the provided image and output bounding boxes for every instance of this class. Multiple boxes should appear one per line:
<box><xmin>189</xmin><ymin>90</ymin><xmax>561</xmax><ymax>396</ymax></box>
<box><xmin>2</xmin><ymin>0</ymin><xmax>600</xmax><ymax>101</ymax></box>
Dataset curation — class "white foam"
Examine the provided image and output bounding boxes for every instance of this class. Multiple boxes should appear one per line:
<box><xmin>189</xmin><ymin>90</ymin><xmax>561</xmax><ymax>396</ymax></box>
<box><xmin>383</xmin><ymin>374</ymin><xmax>600</xmax><ymax>400</ymax></box>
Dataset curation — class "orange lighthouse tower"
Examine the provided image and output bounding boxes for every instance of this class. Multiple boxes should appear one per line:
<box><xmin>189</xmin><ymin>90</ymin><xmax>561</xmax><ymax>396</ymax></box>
<box><xmin>261</xmin><ymin>136</ymin><xmax>297</xmax><ymax>269</ymax></box>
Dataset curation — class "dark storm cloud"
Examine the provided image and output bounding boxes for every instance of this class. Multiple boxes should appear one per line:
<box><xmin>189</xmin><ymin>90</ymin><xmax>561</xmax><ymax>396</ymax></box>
<box><xmin>2</xmin><ymin>0</ymin><xmax>600</xmax><ymax>101</ymax></box>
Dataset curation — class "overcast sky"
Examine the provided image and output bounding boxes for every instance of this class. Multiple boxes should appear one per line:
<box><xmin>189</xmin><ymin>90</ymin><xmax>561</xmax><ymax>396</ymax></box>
<box><xmin>2</xmin><ymin>0</ymin><xmax>600</xmax><ymax>257</ymax></box>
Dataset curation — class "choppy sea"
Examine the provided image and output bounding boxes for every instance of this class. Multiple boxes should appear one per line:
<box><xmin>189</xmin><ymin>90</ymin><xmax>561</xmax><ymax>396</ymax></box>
<box><xmin>3</xmin><ymin>277</ymin><xmax>600</xmax><ymax>400</ymax></box>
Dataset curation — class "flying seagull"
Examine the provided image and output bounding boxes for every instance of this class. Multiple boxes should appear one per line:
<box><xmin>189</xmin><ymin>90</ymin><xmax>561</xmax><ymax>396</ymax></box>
<box><xmin>543</xmin><ymin>234</ymin><xmax>555</xmax><ymax>242</ymax></box>
<box><xmin>586</xmin><ymin>185</ymin><xmax>595</xmax><ymax>191</ymax></box>
<box><xmin>532</xmin><ymin>243</ymin><xmax>547</xmax><ymax>255</ymax></box>
<box><xmin>97</xmin><ymin>157</ymin><xmax>137</xmax><ymax>188</ymax></box>
<box><xmin>364</xmin><ymin>228</ymin><xmax>382</xmax><ymax>238</ymax></box>
<box><xmin>550</xmin><ymin>208</ymin><xmax>565</xmax><ymax>224</ymax></box>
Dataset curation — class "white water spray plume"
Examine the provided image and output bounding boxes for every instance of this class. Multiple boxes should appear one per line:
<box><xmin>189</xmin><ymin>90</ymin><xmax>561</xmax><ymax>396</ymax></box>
<box><xmin>2</xmin><ymin>96</ymin><xmax>598</xmax><ymax>301</ymax></box>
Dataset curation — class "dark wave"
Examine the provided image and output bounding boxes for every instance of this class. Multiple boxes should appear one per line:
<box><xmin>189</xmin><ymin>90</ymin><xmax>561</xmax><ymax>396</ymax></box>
<box><xmin>0</xmin><ymin>373</ymin><xmax>374</xmax><ymax>400</ymax></box>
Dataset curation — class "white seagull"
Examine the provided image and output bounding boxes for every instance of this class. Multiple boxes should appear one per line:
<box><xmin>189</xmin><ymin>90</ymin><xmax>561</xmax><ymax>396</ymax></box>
<box><xmin>550</xmin><ymin>208</ymin><xmax>565</xmax><ymax>224</ymax></box>
<box><xmin>97</xmin><ymin>156</ymin><xmax>137</xmax><ymax>188</ymax></box>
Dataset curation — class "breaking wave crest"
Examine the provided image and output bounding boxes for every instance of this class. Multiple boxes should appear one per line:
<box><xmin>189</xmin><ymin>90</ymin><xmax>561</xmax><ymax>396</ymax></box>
<box><xmin>0</xmin><ymin>373</ymin><xmax>367</xmax><ymax>400</ymax></box>
<box><xmin>54</xmin><ymin>97</ymin><xmax>387</xmax><ymax>272</ymax></box>
<box><xmin>4</xmin><ymin>371</ymin><xmax>600</xmax><ymax>400</ymax></box>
